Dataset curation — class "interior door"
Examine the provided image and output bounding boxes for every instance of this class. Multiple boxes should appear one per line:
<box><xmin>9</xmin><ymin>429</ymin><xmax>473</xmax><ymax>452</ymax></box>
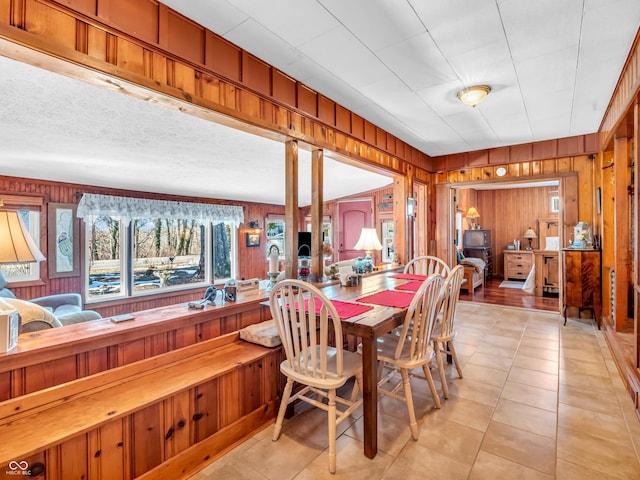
<box><xmin>338</xmin><ymin>199</ymin><xmax>372</xmax><ymax>260</ymax></box>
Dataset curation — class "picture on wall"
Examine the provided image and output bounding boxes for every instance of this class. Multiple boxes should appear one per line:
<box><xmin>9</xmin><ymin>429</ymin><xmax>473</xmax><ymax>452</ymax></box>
<box><xmin>246</xmin><ymin>232</ymin><xmax>261</xmax><ymax>247</ymax></box>
<box><xmin>48</xmin><ymin>203</ymin><xmax>80</xmax><ymax>278</ymax></box>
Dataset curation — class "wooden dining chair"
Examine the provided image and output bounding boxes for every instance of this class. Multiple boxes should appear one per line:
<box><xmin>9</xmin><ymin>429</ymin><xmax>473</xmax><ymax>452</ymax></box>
<box><xmin>373</xmin><ymin>273</ymin><xmax>445</xmax><ymax>440</ymax></box>
<box><xmin>404</xmin><ymin>255</ymin><xmax>450</xmax><ymax>277</ymax></box>
<box><xmin>269</xmin><ymin>279</ymin><xmax>363</xmax><ymax>474</ymax></box>
<box><xmin>432</xmin><ymin>265</ymin><xmax>465</xmax><ymax>399</ymax></box>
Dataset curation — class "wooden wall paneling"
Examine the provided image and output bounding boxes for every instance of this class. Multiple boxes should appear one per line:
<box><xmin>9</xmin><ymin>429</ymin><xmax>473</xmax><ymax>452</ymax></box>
<box><xmin>242</xmin><ymin>52</ymin><xmax>271</xmax><ymax>96</ymax></box>
<box><xmin>95</xmin><ymin>420</ymin><xmax>126</xmax><ymax>480</ymax></box>
<box><xmin>532</xmin><ymin>140</ymin><xmax>557</xmax><ymax>160</ymax></box>
<box><xmin>601</xmin><ymin>151</ymin><xmax>615</xmax><ymax>320</ymax></box>
<box><xmin>24</xmin><ymin>356</ymin><xmax>77</xmax><ymax>394</ymax></box>
<box><xmin>173</xmin><ymin>324</ymin><xmax>199</xmax><ymax>349</ymax></box>
<box><xmin>59</xmin><ymin>433</ymin><xmax>88</xmax><ymax>480</ymax></box>
<box><xmin>115</xmin><ymin>35</ymin><xmax>145</xmax><ymax>76</ymax></box>
<box><xmin>163</xmin><ymin>390</ymin><xmax>192</xmax><ymax>459</ymax></box>
<box><xmin>118</xmin><ymin>338</ymin><xmax>146</xmax><ymax>366</ymax></box>
<box><xmin>510</xmin><ymin>143</ymin><xmax>532</xmax><ymax>163</ymax></box>
<box><xmin>205</xmin><ymin>32</ymin><xmax>241</xmax><ymax>82</ymax></box>
<box><xmin>297</xmin><ymin>84</ymin><xmax>317</xmax><ymax>117</ymax></box>
<box><xmin>434</xmin><ymin>184</ymin><xmax>452</xmax><ymax>265</ymax></box>
<box><xmin>272</xmin><ymin>70</ymin><xmax>296</xmax><ymax>107</ymax></box>
<box><xmin>557</xmin><ymin>156</ymin><xmax>572</xmax><ymax>172</ymax></box>
<box><xmin>96</xmin><ymin>0</ymin><xmax>159</xmax><ymax>46</ymax></box>
<box><xmin>614</xmin><ymin>136</ymin><xmax>631</xmax><ymax>331</ymax></box>
<box><xmin>132</xmin><ymin>403</ymin><xmax>164</xmax><ymax>477</ymax></box>
<box><xmin>218</xmin><ymin>369</ymin><xmax>240</xmax><ymax>428</ymax></box>
<box><xmin>241</xmin><ymin>359</ymin><xmax>264</xmax><ymax>415</ymax></box>
<box><xmin>25</xmin><ymin>0</ymin><xmax>78</xmax><ymax>51</ymax></box>
<box><xmin>193</xmin><ymin>378</ymin><xmax>219</xmax><ymax>442</ymax></box>
<box><xmin>0</xmin><ymin>371</ymin><xmax>9</xmax><ymax>401</ymax></box>
<box><xmin>197</xmin><ymin>318</ymin><xmax>221</xmax><ymax>343</ymax></box>
<box><xmin>561</xmin><ymin>175</ymin><xmax>579</xmax><ymax>245</ymax></box>
<box><xmin>220</xmin><ymin>314</ymin><xmax>239</xmax><ymax>335</ymax></box>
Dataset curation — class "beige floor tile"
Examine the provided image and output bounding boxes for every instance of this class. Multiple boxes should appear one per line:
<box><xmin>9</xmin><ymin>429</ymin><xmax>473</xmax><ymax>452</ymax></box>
<box><xmin>293</xmin><ymin>434</ymin><xmax>393</xmax><ymax>480</ymax></box>
<box><xmin>461</xmin><ymin>363</ymin><xmax>509</xmax><ymax>387</ymax></box>
<box><xmin>517</xmin><ymin>344</ymin><xmax>559</xmax><ymax>361</ymax></box>
<box><xmin>238</xmin><ymin>430</ymin><xmax>324</xmax><ymax>480</ymax></box>
<box><xmin>558</xmin><ymin>403</ymin><xmax>628</xmax><ymax>440</ymax></box>
<box><xmin>467</xmin><ymin>351</ymin><xmax>514</xmax><ymax>371</ymax></box>
<box><xmin>382</xmin><ymin>441</ymin><xmax>471</xmax><ymax>480</ymax></box>
<box><xmin>500</xmin><ymin>381</ymin><xmax>558</xmax><ymax>412</ymax></box>
<box><xmin>559</xmin><ymin>383</ymin><xmax>624</xmax><ymax>417</ymax></box>
<box><xmin>556</xmin><ymin>458</ymin><xmax>621</xmax><ymax>480</ymax></box>
<box><xmin>447</xmin><ymin>377</ymin><xmax>503</xmax><ymax>407</ymax></box>
<box><xmin>492</xmin><ymin>398</ymin><xmax>557</xmax><ymax>438</ymax></box>
<box><xmin>520</xmin><ymin>335</ymin><xmax>559</xmax><ymax>351</ymax></box>
<box><xmin>559</xmin><ymin>356</ymin><xmax>611</xmax><ymax>379</ymax></box>
<box><xmin>468</xmin><ymin>451</ymin><xmax>553</xmax><ymax>480</ymax></box>
<box><xmin>560</xmin><ymin>345</ymin><xmax>605</xmax><ymax>363</ymax></box>
<box><xmin>480</xmin><ymin>421</ymin><xmax>556</xmax><ymax>475</ymax></box>
<box><xmin>416</xmin><ymin>415</ymin><xmax>484</xmax><ymax>465</ymax></box>
<box><xmin>279</xmin><ymin>402</ymin><xmax>359</xmax><ymax>449</ymax></box>
<box><xmin>559</xmin><ymin>368</ymin><xmax>616</xmax><ymax>395</ymax></box>
<box><xmin>344</xmin><ymin>411</ymin><xmax>413</xmax><ymax>457</ymax></box>
<box><xmin>425</xmin><ymin>395</ymin><xmax>494</xmax><ymax>432</ymax></box>
<box><xmin>557</xmin><ymin>426</ymin><xmax>640</xmax><ymax>479</ymax></box>
<box><xmin>513</xmin><ymin>353</ymin><xmax>558</xmax><ymax>375</ymax></box>
<box><xmin>507</xmin><ymin>366</ymin><xmax>558</xmax><ymax>391</ymax></box>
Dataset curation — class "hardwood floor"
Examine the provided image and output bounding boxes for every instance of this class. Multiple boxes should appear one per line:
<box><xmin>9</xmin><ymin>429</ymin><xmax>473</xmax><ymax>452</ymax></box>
<box><xmin>460</xmin><ymin>277</ymin><xmax>560</xmax><ymax>312</ymax></box>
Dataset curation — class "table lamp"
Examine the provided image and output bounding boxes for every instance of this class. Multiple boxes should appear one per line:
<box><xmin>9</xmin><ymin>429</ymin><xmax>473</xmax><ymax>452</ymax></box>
<box><xmin>0</xmin><ymin>200</ymin><xmax>46</xmax><ymax>264</ymax></box>
<box><xmin>466</xmin><ymin>207</ymin><xmax>480</xmax><ymax>229</ymax></box>
<box><xmin>353</xmin><ymin>227</ymin><xmax>383</xmax><ymax>272</ymax></box>
<box><xmin>523</xmin><ymin>227</ymin><xmax>537</xmax><ymax>251</ymax></box>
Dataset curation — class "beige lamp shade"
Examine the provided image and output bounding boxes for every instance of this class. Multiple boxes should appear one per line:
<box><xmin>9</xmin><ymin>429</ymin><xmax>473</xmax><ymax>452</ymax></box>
<box><xmin>466</xmin><ymin>207</ymin><xmax>480</xmax><ymax>219</ymax></box>
<box><xmin>353</xmin><ymin>227</ymin><xmax>383</xmax><ymax>254</ymax></box>
<box><xmin>0</xmin><ymin>210</ymin><xmax>46</xmax><ymax>263</ymax></box>
<box><xmin>523</xmin><ymin>228</ymin><xmax>537</xmax><ymax>239</ymax></box>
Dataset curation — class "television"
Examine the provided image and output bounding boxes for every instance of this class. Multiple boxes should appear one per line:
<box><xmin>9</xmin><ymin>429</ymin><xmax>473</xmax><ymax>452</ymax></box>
<box><xmin>463</xmin><ymin>229</ymin><xmax>491</xmax><ymax>248</ymax></box>
<box><xmin>298</xmin><ymin>232</ymin><xmax>312</xmax><ymax>257</ymax></box>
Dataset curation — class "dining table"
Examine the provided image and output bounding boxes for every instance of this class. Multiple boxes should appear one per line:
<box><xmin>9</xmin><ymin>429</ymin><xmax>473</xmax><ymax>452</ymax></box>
<box><xmin>313</xmin><ymin>268</ymin><xmax>428</xmax><ymax>459</ymax></box>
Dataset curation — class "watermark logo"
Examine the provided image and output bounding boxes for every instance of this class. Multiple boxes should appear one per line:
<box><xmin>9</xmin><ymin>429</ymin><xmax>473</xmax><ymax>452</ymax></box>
<box><xmin>6</xmin><ymin>460</ymin><xmax>29</xmax><ymax>476</ymax></box>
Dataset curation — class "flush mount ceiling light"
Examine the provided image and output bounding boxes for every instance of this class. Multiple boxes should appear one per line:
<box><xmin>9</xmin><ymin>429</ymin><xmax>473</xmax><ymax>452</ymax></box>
<box><xmin>457</xmin><ymin>85</ymin><xmax>491</xmax><ymax>107</ymax></box>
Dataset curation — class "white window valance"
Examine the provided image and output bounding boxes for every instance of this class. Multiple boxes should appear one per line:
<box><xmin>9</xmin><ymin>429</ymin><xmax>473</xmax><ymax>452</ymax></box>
<box><xmin>76</xmin><ymin>193</ymin><xmax>244</xmax><ymax>227</ymax></box>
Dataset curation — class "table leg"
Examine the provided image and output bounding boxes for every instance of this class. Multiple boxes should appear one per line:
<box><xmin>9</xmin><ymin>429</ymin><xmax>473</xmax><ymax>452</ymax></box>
<box><xmin>360</xmin><ymin>337</ymin><xmax>378</xmax><ymax>459</ymax></box>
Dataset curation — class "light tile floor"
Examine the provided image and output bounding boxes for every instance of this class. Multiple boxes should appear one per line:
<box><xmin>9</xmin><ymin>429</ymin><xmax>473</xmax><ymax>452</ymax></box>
<box><xmin>189</xmin><ymin>302</ymin><xmax>640</xmax><ymax>479</ymax></box>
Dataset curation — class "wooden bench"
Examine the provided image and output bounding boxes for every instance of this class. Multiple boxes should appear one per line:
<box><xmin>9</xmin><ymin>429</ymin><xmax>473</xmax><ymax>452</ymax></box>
<box><xmin>0</xmin><ymin>332</ymin><xmax>283</xmax><ymax>479</ymax></box>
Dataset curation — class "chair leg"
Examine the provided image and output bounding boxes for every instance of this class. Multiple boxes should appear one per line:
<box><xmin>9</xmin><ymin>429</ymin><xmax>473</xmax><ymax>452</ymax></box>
<box><xmin>351</xmin><ymin>372</ymin><xmax>363</xmax><ymax>404</ymax></box>
<box><xmin>400</xmin><ymin>369</ymin><xmax>419</xmax><ymax>440</ymax></box>
<box><xmin>434</xmin><ymin>341</ymin><xmax>449</xmax><ymax>399</ymax></box>
<box><xmin>421</xmin><ymin>364</ymin><xmax>441</xmax><ymax>409</ymax></box>
<box><xmin>273</xmin><ymin>378</ymin><xmax>294</xmax><ymax>442</ymax></box>
<box><xmin>448</xmin><ymin>341</ymin><xmax>464</xmax><ymax>378</ymax></box>
<box><xmin>328</xmin><ymin>389</ymin><xmax>337</xmax><ymax>474</ymax></box>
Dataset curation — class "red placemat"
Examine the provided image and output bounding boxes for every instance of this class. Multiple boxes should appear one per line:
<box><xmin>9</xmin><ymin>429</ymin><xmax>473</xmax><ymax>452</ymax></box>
<box><xmin>390</xmin><ymin>273</ymin><xmax>428</xmax><ymax>281</ymax></box>
<box><xmin>301</xmin><ymin>298</ymin><xmax>374</xmax><ymax>319</ymax></box>
<box><xmin>395</xmin><ymin>280</ymin><xmax>424</xmax><ymax>292</ymax></box>
<box><xmin>355</xmin><ymin>290</ymin><xmax>416</xmax><ymax>308</ymax></box>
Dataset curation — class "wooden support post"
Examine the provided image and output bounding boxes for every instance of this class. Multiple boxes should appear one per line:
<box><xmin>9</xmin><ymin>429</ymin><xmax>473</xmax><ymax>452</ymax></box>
<box><xmin>393</xmin><ymin>169</ymin><xmax>414</xmax><ymax>265</ymax></box>
<box><xmin>285</xmin><ymin>139</ymin><xmax>299</xmax><ymax>279</ymax></box>
<box><xmin>634</xmin><ymin>100</ymin><xmax>640</xmax><ymax>368</ymax></box>
<box><xmin>311</xmin><ymin>149</ymin><xmax>324</xmax><ymax>282</ymax></box>
<box><xmin>614</xmin><ymin>136</ymin><xmax>630</xmax><ymax>332</ymax></box>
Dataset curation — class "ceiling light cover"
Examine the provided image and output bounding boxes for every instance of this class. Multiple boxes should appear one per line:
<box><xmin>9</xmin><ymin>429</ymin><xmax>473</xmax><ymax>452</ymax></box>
<box><xmin>457</xmin><ymin>85</ymin><xmax>491</xmax><ymax>107</ymax></box>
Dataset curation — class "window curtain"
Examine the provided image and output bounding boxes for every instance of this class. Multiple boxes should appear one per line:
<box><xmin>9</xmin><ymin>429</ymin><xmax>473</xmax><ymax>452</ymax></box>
<box><xmin>77</xmin><ymin>193</ymin><xmax>244</xmax><ymax>227</ymax></box>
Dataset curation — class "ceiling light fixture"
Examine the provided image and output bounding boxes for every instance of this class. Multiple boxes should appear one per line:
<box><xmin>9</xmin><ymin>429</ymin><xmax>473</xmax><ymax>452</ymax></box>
<box><xmin>457</xmin><ymin>85</ymin><xmax>491</xmax><ymax>107</ymax></box>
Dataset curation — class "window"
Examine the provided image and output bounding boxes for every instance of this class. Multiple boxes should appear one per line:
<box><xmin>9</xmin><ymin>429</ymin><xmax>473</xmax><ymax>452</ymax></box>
<box><xmin>0</xmin><ymin>195</ymin><xmax>44</xmax><ymax>283</ymax></box>
<box><xmin>78</xmin><ymin>194</ymin><xmax>243</xmax><ymax>301</ymax></box>
<box><xmin>86</xmin><ymin>215</ymin><xmax>236</xmax><ymax>300</ymax></box>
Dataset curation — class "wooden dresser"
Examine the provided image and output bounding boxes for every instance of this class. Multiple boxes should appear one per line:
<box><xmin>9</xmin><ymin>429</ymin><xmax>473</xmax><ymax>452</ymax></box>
<box><xmin>561</xmin><ymin>248</ymin><xmax>602</xmax><ymax>328</ymax></box>
<box><xmin>503</xmin><ymin>250</ymin><xmax>533</xmax><ymax>280</ymax></box>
